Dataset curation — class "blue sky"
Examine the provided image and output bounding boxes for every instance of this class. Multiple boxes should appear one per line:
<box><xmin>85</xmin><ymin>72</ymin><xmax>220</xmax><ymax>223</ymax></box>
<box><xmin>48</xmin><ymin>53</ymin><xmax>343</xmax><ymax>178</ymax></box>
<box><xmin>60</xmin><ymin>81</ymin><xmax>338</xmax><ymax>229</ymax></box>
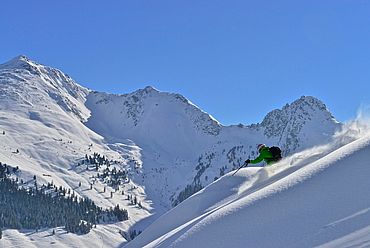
<box><xmin>1</xmin><ymin>1</ymin><xmax>370</xmax><ymax>125</ymax></box>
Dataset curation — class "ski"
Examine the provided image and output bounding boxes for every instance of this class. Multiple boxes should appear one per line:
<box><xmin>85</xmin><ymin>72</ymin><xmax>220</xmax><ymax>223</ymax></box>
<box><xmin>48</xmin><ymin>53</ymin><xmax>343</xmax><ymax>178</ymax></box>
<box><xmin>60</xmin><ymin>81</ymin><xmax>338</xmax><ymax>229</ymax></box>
<box><xmin>232</xmin><ymin>162</ymin><xmax>248</xmax><ymax>176</ymax></box>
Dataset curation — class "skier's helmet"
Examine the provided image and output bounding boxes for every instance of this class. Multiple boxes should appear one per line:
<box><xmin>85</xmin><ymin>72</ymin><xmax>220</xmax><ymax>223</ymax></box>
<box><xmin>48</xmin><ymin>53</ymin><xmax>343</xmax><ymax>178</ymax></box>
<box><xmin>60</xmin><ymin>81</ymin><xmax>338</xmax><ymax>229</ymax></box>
<box><xmin>257</xmin><ymin>144</ymin><xmax>266</xmax><ymax>152</ymax></box>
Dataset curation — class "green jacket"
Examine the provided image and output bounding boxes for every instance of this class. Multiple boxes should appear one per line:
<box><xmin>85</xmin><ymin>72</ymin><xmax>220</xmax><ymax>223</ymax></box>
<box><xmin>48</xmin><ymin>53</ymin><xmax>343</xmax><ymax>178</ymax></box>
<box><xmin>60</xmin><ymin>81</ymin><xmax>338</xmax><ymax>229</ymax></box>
<box><xmin>249</xmin><ymin>146</ymin><xmax>275</xmax><ymax>165</ymax></box>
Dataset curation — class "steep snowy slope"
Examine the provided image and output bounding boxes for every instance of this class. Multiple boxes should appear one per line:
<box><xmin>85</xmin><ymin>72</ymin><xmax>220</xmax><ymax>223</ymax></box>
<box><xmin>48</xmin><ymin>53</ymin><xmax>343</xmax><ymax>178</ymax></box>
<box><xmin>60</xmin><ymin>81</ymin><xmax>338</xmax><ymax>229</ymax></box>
<box><xmin>0</xmin><ymin>55</ymin><xmax>90</xmax><ymax>120</ymax></box>
<box><xmin>85</xmin><ymin>88</ymin><xmax>223</xmax><ymax>208</ymax></box>
<box><xmin>0</xmin><ymin>56</ymin><xmax>151</xmax><ymax>247</ymax></box>
<box><xmin>125</xmin><ymin>121</ymin><xmax>370</xmax><ymax>248</ymax></box>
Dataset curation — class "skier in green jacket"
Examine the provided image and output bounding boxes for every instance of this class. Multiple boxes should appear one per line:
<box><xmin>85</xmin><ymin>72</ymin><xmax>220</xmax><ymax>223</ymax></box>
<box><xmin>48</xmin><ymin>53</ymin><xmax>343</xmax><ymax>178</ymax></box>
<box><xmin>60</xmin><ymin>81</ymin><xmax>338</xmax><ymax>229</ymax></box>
<box><xmin>245</xmin><ymin>144</ymin><xmax>281</xmax><ymax>166</ymax></box>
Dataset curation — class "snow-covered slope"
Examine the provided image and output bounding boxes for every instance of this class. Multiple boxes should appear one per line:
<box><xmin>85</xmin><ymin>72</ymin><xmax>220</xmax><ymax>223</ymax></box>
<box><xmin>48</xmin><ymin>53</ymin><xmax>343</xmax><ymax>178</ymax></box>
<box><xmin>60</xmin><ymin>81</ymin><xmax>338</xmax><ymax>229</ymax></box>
<box><xmin>125</xmin><ymin>120</ymin><xmax>370</xmax><ymax>248</ymax></box>
<box><xmin>0</xmin><ymin>55</ymin><xmax>128</xmax><ymax>185</ymax></box>
<box><xmin>0</xmin><ymin>55</ymin><xmax>90</xmax><ymax>120</ymax></box>
<box><xmin>0</xmin><ymin>56</ymin><xmax>151</xmax><ymax>247</ymax></box>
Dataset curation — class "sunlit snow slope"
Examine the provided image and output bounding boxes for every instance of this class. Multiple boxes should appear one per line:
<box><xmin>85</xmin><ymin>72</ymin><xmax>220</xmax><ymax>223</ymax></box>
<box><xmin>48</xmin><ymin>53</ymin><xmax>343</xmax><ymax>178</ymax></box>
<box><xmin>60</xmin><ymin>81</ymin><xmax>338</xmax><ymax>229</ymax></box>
<box><xmin>0</xmin><ymin>56</ymin><xmax>151</xmax><ymax>248</ymax></box>
<box><xmin>125</xmin><ymin>121</ymin><xmax>370</xmax><ymax>248</ymax></box>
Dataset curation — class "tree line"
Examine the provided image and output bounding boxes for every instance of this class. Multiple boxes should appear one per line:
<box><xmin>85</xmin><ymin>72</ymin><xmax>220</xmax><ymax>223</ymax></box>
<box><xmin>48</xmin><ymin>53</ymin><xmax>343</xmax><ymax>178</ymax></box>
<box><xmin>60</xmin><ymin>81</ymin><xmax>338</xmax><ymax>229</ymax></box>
<box><xmin>0</xmin><ymin>162</ymin><xmax>128</xmax><ymax>235</ymax></box>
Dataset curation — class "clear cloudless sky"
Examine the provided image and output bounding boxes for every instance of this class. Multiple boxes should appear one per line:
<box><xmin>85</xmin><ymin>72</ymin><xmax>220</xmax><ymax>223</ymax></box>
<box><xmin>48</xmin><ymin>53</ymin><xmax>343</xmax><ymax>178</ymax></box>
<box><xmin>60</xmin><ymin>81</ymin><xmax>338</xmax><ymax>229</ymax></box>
<box><xmin>1</xmin><ymin>0</ymin><xmax>370</xmax><ymax>125</ymax></box>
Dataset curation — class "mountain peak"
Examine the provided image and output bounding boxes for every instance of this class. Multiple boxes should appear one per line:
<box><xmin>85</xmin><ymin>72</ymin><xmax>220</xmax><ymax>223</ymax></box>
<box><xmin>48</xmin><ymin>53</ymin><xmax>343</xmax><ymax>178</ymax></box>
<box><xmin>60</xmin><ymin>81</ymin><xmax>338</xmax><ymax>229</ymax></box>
<box><xmin>129</xmin><ymin>86</ymin><xmax>160</xmax><ymax>98</ymax></box>
<box><xmin>259</xmin><ymin>95</ymin><xmax>340</xmax><ymax>153</ymax></box>
<box><xmin>0</xmin><ymin>55</ymin><xmax>38</xmax><ymax>70</ymax></box>
<box><xmin>144</xmin><ymin>85</ymin><xmax>158</xmax><ymax>92</ymax></box>
<box><xmin>141</xmin><ymin>85</ymin><xmax>161</xmax><ymax>95</ymax></box>
<box><xmin>14</xmin><ymin>55</ymin><xmax>30</xmax><ymax>61</ymax></box>
<box><xmin>0</xmin><ymin>55</ymin><xmax>90</xmax><ymax>120</ymax></box>
<box><xmin>262</xmin><ymin>96</ymin><xmax>334</xmax><ymax>126</ymax></box>
<box><xmin>290</xmin><ymin>95</ymin><xmax>327</xmax><ymax>110</ymax></box>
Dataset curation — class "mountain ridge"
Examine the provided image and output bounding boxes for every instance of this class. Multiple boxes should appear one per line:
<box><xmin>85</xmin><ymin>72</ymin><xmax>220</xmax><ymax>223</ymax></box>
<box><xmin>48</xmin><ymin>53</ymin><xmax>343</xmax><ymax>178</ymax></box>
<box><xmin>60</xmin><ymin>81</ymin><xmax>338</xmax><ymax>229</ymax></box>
<box><xmin>0</xmin><ymin>55</ymin><xmax>342</xmax><ymax>209</ymax></box>
<box><xmin>1</xmin><ymin>56</ymin><xmax>334</xmax><ymax>127</ymax></box>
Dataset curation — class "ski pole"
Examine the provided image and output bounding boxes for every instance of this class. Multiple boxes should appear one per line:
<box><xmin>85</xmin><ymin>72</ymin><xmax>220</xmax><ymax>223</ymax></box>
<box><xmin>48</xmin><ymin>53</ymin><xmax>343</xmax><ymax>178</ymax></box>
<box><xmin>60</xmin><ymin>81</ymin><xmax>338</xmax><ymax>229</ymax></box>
<box><xmin>232</xmin><ymin>162</ymin><xmax>248</xmax><ymax>176</ymax></box>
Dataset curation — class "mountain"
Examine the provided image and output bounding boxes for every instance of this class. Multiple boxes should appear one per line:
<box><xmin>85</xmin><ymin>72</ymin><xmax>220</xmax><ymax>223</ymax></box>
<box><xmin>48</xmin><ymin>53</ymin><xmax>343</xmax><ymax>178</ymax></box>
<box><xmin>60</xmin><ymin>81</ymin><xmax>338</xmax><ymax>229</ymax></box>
<box><xmin>85</xmin><ymin>87</ymin><xmax>341</xmax><ymax>209</ymax></box>
<box><xmin>0</xmin><ymin>56</ymin><xmax>150</xmax><ymax>247</ymax></box>
<box><xmin>0</xmin><ymin>55</ymin><xmax>342</xmax><ymax>247</ymax></box>
<box><xmin>0</xmin><ymin>55</ymin><xmax>89</xmax><ymax>120</ymax></box>
<box><xmin>125</xmin><ymin>120</ymin><xmax>370</xmax><ymax>248</ymax></box>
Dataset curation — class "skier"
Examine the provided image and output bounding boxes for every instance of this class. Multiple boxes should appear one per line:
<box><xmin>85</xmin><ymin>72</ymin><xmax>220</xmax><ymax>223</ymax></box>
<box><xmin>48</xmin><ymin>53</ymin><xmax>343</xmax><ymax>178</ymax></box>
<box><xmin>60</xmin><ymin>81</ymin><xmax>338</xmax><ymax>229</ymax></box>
<box><xmin>245</xmin><ymin>144</ymin><xmax>282</xmax><ymax>166</ymax></box>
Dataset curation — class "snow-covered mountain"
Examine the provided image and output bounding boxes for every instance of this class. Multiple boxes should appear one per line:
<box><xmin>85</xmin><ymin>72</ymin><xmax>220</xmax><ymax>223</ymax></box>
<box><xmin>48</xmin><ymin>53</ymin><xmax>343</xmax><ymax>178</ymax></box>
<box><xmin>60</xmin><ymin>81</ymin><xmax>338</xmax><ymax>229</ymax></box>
<box><xmin>85</xmin><ymin>85</ymin><xmax>341</xmax><ymax>209</ymax></box>
<box><xmin>0</xmin><ymin>55</ymin><xmax>343</xmax><ymax>247</ymax></box>
<box><xmin>0</xmin><ymin>56</ymin><xmax>151</xmax><ymax>247</ymax></box>
<box><xmin>125</xmin><ymin>119</ymin><xmax>370</xmax><ymax>248</ymax></box>
<box><xmin>0</xmin><ymin>55</ymin><xmax>89</xmax><ymax>120</ymax></box>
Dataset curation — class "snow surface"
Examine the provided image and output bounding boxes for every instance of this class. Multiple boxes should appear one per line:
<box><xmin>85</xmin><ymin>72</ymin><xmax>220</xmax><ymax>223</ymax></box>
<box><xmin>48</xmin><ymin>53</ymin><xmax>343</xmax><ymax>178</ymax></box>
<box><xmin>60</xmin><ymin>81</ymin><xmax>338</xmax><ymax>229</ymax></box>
<box><xmin>125</xmin><ymin>119</ymin><xmax>370</xmax><ymax>248</ymax></box>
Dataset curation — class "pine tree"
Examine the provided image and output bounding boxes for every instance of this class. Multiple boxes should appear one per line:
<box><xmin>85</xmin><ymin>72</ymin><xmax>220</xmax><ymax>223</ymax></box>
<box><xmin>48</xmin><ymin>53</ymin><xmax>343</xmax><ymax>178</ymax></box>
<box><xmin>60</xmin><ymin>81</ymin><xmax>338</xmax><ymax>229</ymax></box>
<box><xmin>130</xmin><ymin>230</ymin><xmax>137</xmax><ymax>240</ymax></box>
